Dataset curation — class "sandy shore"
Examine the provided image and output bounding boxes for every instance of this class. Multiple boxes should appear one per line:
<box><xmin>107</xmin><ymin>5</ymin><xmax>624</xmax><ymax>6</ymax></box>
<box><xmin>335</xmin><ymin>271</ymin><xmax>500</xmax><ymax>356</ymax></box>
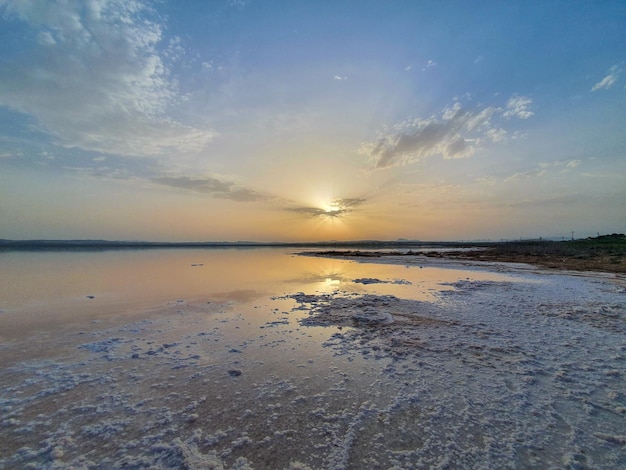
<box><xmin>1</xmin><ymin>252</ymin><xmax>625</xmax><ymax>469</ymax></box>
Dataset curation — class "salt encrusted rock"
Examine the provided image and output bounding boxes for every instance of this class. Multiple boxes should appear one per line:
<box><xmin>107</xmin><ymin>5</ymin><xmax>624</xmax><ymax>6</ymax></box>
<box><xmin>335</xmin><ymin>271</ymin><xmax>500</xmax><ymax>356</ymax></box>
<box><xmin>228</xmin><ymin>369</ymin><xmax>243</xmax><ymax>377</ymax></box>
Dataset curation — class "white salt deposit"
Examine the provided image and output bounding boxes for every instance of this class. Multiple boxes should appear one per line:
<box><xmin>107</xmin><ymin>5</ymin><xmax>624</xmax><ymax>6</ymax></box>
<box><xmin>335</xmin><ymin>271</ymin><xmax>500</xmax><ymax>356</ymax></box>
<box><xmin>1</xmin><ymin>251</ymin><xmax>625</xmax><ymax>469</ymax></box>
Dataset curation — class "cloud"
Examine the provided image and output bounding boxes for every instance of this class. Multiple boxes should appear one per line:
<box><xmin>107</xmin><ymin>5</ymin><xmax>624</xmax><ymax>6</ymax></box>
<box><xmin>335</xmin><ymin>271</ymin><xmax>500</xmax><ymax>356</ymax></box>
<box><xmin>504</xmin><ymin>159</ymin><xmax>581</xmax><ymax>182</ymax></box>
<box><xmin>333</xmin><ymin>75</ymin><xmax>347</xmax><ymax>81</ymax></box>
<box><xmin>361</xmin><ymin>94</ymin><xmax>536</xmax><ymax>169</ymax></box>
<box><xmin>227</xmin><ymin>0</ymin><xmax>250</xmax><ymax>9</ymax></box>
<box><xmin>591</xmin><ymin>74</ymin><xmax>617</xmax><ymax>91</ymax></box>
<box><xmin>503</xmin><ymin>169</ymin><xmax>546</xmax><ymax>182</ymax></box>
<box><xmin>361</xmin><ymin>102</ymin><xmax>496</xmax><ymax>168</ymax></box>
<box><xmin>538</xmin><ymin>159</ymin><xmax>581</xmax><ymax>170</ymax></box>
<box><xmin>591</xmin><ymin>67</ymin><xmax>619</xmax><ymax>91</ymax></box>
<box><xmin>499</xmin><ymin>194</ymin><xmax>583</xmax><ymax>208</ymax></box>
<box><xmin>502</xmin><ymin>96</ymin><xmax>534</xmax><ymax>119</ymax></box>
<box><xmin>475</xmin><ymin>176</ymin><xmax>498</xmax><ymax>186</ymax></box>
<box><xmin>286</xmin><ymin>197</ymin><xmax>366</xmax><ymax>218</ymax></box>
<box><xmin>152</xmin><ymin>176</ymin><xmax>270</xmax><ymax>202</ymax></box>
<box><xmin>0</xmin><ymin>0</ymin><xmax>215</xmax><ymax>157</ymax></box>
<box><xmin>422</xmin><ymin>59</ymin><xmax>437</xmax><ymax>71</ymax></box>
<box><xmin>333</xmin><ymin>197</ymin><xmax>366</xmax><ymax>209</ymax></box>
<box><xmin>286</xmin><ymin>207</ymin><xmax>331</xmax><ymax>217</ymax></box>
<box><xmin>485</xmin><ymin>128</ymin><xmax>507</xmax><ymax>142</ymax></box>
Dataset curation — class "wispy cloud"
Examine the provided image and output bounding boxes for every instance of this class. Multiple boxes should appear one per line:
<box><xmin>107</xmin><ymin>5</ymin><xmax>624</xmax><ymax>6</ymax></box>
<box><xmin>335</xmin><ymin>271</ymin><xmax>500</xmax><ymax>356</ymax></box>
<box><xmin>503</xmin><ymin>169</ymin><xmax>546</xmax><ymax>182</ymax></box>
<box><xmin>0</xmin><ymin>0</ymin><xmax>215</xmax><ymax>157</ymax></box>
<box><xmin>499</xmin><ymin>194</ymin><xmax>583</xmax><ymax>208</ymax></box>
<box><xmin>485</xmin><ymin>128</ymin><xmax>507</xmax><ymax>142</ymax></box>
<box><xmin>504</xmin><ymin>159</ymin><xmax>581</xmax><ymax>182</ymax></box>
<box><xmin>538</xmin><ymin>159</ymin><xmax>581</xmax><ymax>170</ymax></box>
<box><xmin>361</xmin><ymin>96</ymin><xmax>533</xmax><ymax>169</ymax></box>
<box><xmin>591</xmin><ymin>66</ymin><xmax>620</xmax><ymax>91</ymax></box>
<box><xmin>502</xmin><ymin>96</ymin><xmax>534</xmax><ymax>119</ymax></box>
<box><xmin>227</xmin><ymin>0</ymin><xmax>251</xmax><ymax>9</ymax></box>
<box><xmin>422</xmin><ymin>59</ymin><xmax>437</xmax><ymax>71</ymax></box>
<box><xmin>152</xmin><ymin>176</ymin><xmax>270</xmax><ymax>202</ymax></box>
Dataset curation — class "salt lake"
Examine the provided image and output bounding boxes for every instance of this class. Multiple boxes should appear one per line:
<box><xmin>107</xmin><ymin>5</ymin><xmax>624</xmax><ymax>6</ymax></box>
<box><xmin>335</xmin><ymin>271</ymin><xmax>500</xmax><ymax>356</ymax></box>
<box><xmin>1</xmin><ymin>248</ymin><xmax>625</xmax><ymax>469</ymax></box>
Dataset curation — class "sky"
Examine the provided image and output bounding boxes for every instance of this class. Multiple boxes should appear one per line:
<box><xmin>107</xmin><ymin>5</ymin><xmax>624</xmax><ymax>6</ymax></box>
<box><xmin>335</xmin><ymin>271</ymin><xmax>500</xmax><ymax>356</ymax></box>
<box><xmin>1</xmin><ymin>0</ymin><xmax>625</xmax><ymax>242</ymax></box>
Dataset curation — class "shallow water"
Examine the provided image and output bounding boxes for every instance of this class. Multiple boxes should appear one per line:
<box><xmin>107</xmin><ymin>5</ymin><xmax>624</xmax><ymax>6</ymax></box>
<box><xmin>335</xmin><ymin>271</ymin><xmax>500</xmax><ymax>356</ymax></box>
<box><xmin>0</xmin><ymin>248</ymin><xmax>513</xmax><ymax>328</ymax></box>
<box><xmin>1</xmin><ymin>248</ymin><xmax>625</xmax><ymax>469</ymax></box>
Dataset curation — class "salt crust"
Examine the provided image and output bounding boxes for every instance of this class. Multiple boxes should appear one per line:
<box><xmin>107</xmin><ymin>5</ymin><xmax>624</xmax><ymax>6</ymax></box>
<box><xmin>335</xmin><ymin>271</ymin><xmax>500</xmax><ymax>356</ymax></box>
<box><xmin>1</xmin><ymin>259</ymin><xmax>625</xmax><ymax>469</ymax></box>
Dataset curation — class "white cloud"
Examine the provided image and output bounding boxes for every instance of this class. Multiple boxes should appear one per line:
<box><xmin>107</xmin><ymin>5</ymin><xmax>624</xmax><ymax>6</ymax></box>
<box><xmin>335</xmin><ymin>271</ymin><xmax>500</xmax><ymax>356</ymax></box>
<box><xmin>591</xmin><ymin>71</ymin><xmax>618</xmax><ymax>91</ymax></box>
<box><xmin>0</xmin><ymin>0</ymin><xmax>215</xmax><ymax>157</ymax></box>
<box><xmin>504</xmin><ymin>169</ymin><xmax>545</xmax><ymax>182</ymax></box>
<box><xmin>475</xmin><ymin>176</ymin><xmax>497</xmax><ymax>185</ymax></box>
<box><xmin>361</xmin><ymin>107</ymin><xmax>485</xmax><ymax>168</ymax></box>
<box><xmin>538</xmin><ymin>159</ymin><xmax>581</xmax><ymax>170</ymax></box>
<box><xmin>465</xmin><ymin>106</ymin><xmax>497</xmax><ymax>131</ymax></box>
<box><xmin>502</xmin><ymin>96</ymin><xmax>534</xmax><ymax>119</ymax></box>
<box><xmin>227</xmin><ymin>0</ymin><xmax>250</xmax><ymax>9</ymax></box>
<box><xmin>333</xmin><ymin>75</ymin><xmax>347</xmax><ymax>81</ymax></box>
<box><xmin>36</xmin><ymin>30</ymin><xmax>56</xmax><ymax>46</ymax></box>
<box><xmin>485</xmin><ymin>128</ymin><xmax>506</xmax><ymax>142</ymax></box>
<box><xmin>504</xmin><ymin>159</ymin><xmax>581</xmax><ymax>183</ymax></box>
<box><xmin>422</xmin><ymin>59</ymin><xmax>437</xmax><ymax>71</ymax></box>
<box><xmin>361</xmin><ymin>95</ymin><xmax>531</xmax><ymax>169</ymax></box>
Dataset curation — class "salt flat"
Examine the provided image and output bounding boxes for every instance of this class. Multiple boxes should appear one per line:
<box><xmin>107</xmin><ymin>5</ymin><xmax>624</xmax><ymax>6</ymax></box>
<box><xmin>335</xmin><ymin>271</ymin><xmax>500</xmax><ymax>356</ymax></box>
<box><xmin>1</xmin><ymin>249</ymin><xmax>625</xmax><ymax>469</ymax></box>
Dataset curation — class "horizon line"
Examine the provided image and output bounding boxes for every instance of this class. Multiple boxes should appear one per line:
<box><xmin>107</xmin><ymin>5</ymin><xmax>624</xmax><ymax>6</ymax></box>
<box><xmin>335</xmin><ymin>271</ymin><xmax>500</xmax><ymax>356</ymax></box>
<box><xmin>0</xmin><ymin>236</ymin><xmax>576</xmax><ymax>249</ymax></box>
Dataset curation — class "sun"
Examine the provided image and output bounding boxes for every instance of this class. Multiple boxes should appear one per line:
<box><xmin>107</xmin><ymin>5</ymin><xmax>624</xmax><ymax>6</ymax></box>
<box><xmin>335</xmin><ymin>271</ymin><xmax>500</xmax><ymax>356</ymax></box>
<box><xmin>322</xmin><ymin>203</ymin><xmax>344</xmax><ymax>218</ymax></box>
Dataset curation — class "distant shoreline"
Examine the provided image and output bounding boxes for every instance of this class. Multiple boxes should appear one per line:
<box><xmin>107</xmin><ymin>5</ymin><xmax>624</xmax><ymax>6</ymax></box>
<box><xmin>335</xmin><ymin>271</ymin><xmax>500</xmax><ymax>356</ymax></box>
<box><xmin>2</xmin><ymin>237</ymin><xmax>625</xmax><ymax>274</ymax></box>
<box><xmin>305</xmin><ymin>236</ymin><xmax>626</xmax><ymax>274</ymax></box>
<box><xmin>0</xmin><ymin>239</ymin><xmax>489</xmax><ymax>252</ymax></box>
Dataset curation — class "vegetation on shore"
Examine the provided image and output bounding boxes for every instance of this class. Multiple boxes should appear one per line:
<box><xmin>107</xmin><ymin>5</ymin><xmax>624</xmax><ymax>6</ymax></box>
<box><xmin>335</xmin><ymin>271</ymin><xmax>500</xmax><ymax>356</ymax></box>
<box><xmin>425</xmin><ymin>234</ymin><xmax>626</xmax><ymax>273</ymax></box>
<box><xmin>310</xmin><ymin>234</ymin><xmax>626</xmax><ymax>274</ymax></box>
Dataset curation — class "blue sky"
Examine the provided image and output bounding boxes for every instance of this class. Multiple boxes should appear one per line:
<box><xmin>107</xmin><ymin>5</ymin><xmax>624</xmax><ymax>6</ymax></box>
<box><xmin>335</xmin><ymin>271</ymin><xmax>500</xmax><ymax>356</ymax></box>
<box><xmin>1</xmin><ymin>0</ymin><xmax>624</xmax><ymax>241</ymax></box>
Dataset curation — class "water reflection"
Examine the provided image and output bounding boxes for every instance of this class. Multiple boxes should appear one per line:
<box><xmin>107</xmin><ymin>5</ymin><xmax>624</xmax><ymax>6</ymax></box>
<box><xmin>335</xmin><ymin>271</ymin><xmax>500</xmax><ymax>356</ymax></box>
<box><xmin>0</xmin><ymin>247</ymin><xmax>516</xmax><ymax>317</ymax></box>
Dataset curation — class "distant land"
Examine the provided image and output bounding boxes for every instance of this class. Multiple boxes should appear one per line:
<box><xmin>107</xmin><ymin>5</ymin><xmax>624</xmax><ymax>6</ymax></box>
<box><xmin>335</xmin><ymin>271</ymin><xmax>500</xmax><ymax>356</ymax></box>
<box><xmin>306</xmin><ymin>234</ymin><xmax>626</xmax><ymax>274</ymax></box>
<box><xmin>0</xmin><ymin>238</ymin><xmax>440</xmax><ymax>251</ymax></box>
<box><xmin>2</xmin><ymin>235</ymin><xmax>624</xmax><ymax>273</ymax></box>
<box><xmin>1</xmin><ymin>235</ymin><xmax>622</xmax><ymax>251</ymax></box>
